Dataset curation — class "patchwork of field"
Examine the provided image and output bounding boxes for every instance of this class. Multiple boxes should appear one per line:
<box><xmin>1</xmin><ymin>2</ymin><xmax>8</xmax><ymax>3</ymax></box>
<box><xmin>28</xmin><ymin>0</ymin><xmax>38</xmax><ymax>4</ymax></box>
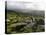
<box><xmin>6</xmin><ymin>10</ymin><xmax>45</xmax><ymax>34</ymax></box>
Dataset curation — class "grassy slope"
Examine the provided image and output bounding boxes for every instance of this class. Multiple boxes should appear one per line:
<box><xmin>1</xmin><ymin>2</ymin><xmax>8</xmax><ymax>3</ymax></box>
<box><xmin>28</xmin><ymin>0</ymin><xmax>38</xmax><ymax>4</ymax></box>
<box><xmin>6</xmin><ymin>10</ymin><xmax>44</xmax><ymax>34</ymax></box>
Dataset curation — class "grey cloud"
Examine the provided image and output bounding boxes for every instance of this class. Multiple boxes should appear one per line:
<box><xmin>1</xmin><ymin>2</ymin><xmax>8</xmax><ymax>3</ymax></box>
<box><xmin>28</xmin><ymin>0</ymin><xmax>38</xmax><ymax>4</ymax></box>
<box><xmin>6</xmin><ymin>1</ymin><xmax>44</xmax><ymax>16</ymax></box>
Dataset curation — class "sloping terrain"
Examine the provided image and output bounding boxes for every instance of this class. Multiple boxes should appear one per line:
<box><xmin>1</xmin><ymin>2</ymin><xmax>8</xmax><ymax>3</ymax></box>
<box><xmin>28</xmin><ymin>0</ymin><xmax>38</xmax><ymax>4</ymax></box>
<box><xmin>5</xmin><ymin>10</ymin><xmax>45</xmax><ymax>34</ymax></box>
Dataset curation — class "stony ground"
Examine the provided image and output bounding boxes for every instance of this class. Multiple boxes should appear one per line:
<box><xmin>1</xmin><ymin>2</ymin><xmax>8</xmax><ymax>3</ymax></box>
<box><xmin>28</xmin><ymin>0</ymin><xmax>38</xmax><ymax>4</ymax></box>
<box><xmin>6</xmin><ymin>11</ymin><xmax>45</xmax><ymax>34</ymax></box>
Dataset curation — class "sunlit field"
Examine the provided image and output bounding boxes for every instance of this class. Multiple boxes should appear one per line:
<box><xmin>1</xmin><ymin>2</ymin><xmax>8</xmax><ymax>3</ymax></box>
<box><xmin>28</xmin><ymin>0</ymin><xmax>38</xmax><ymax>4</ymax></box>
<box><xmin>5</xmin><ymin>10</ymin><xmax>45</xmax><ymax>34</ymax></box>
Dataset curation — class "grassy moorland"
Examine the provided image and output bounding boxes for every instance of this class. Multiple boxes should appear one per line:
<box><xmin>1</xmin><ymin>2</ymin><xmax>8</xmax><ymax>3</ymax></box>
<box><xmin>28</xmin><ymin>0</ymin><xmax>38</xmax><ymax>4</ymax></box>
<box><xmin>6</xmin><ymin>10</ymin><xmax>45</xmax><ymax>34</ymax></box>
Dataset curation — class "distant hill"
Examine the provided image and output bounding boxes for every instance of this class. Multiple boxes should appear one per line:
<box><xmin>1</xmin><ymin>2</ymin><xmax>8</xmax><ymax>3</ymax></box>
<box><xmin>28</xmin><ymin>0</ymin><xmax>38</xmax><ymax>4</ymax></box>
<box><xmin>5</xmin><ymin>9</ymin><xmax>44</xmax><ymax>17</ymax></box>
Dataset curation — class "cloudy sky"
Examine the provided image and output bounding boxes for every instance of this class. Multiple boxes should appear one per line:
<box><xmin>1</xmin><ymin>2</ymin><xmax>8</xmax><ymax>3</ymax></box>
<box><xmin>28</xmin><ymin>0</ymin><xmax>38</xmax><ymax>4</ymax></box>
<box><xmin>7</xmin><ymin>0</ymin><xmax>45</xmax><ymax>10</ymax></box>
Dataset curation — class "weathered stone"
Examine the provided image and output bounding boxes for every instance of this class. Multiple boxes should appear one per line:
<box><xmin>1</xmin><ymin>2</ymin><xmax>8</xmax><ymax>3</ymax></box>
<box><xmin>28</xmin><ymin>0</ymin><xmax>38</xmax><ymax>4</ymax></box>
<box><xmin>38</xmin><ymin>25</ymin><xmax>45</xmax><ymax>29</ymax></box>
<box><xmin>10</xmin><ymin>23</ymin><xmax>27</xmax><ymax>27</ymax></box>
<box><xmin>24</xmin><ymin>19</ymin><xmax>32</xmax><ymax>23</ymax></box>
<box><xmin>6</xmin><ymin>19</ymin><xmax>10</xmax><ymax>22</ymax></box>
